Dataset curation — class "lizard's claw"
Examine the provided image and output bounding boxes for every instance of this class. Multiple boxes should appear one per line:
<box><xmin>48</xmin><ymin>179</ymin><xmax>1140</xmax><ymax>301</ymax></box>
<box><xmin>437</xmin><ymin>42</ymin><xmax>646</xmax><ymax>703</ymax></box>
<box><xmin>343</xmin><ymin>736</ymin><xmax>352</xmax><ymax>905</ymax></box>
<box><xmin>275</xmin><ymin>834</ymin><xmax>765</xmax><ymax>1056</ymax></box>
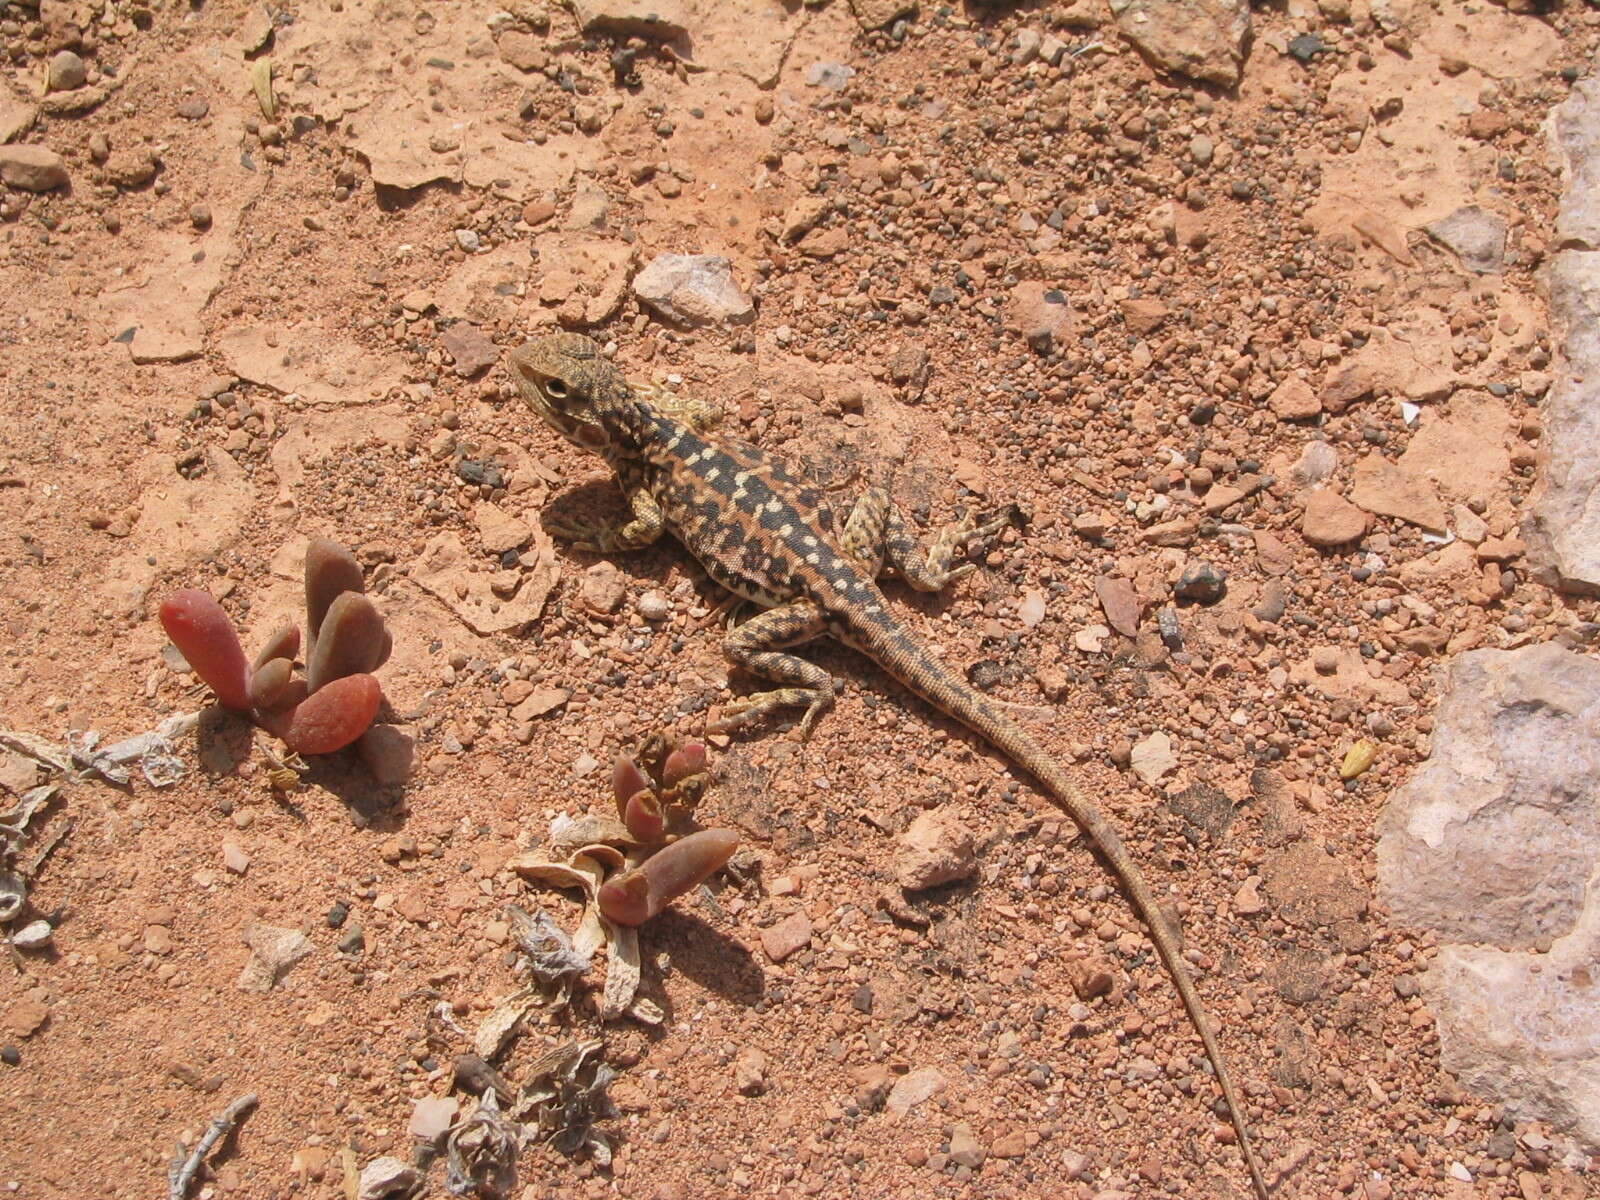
<box><xmin>710</xmin><ymin>687</ymin><xmax>833</xmax><ymax>737</ymax></box>
<box><xmin>540</xmin><ymin>512</ymin><xmax>601</xmax><ymax>549</ymax></box>
<box><xmin>793</xmin><ymin>693</ymin><xmax>834</xmax><ymax>741</ymax></box>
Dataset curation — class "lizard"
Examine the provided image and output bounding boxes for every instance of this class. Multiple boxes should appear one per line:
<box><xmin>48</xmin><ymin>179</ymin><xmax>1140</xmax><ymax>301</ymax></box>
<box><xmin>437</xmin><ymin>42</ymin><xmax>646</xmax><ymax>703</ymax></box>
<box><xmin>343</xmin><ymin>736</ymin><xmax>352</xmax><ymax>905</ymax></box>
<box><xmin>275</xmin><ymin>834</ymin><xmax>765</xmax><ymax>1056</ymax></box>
<box><xmin>506</xmin><ymin>331</ymin><xmax>1271</xmax><ymax>1199</ymax></box>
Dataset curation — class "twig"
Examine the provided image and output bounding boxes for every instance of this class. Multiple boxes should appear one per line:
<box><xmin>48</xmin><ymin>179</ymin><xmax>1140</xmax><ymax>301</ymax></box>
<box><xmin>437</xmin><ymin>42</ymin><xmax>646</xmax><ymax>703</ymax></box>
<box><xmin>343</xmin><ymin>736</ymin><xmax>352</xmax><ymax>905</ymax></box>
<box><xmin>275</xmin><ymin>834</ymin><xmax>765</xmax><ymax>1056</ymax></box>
<box><xmin>167</xmin><ymin>1093</ymin><xmax>258</xmax><ymax>1200</ymax></box>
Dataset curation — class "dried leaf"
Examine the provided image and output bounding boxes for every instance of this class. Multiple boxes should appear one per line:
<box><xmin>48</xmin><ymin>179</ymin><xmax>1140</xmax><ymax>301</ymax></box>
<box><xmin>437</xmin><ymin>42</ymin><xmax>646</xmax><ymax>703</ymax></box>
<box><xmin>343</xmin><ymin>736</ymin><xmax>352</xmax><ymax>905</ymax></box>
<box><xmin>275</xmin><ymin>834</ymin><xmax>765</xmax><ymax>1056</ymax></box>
<box><xmin>508</xmin><ymin>857</ymin><xmax>594</xmax><ymax>893</ymax></box>
<box><xmin>599</xmin><ymin>921</ymin><xmax>641</xmax><ymax>1019</ymax></box>
<box><xmin>505</xmin><ymin>905</ymin><xmax>591</xmax><ymax>985</ymax></box>
<box><xmin>473</xmin><ymin>988</ymin><xmax>539</xmax><ymax>1062</ymax></box>
<box><xmin>250</xmin><ymin>57</ymin><xmax>275</xmax><ymax>120</ymax></box>
<box><xmin>511</xmin><ymin>1038</ymin><xmax>614</xmax><ymax>1164</ymax></box>
<box><xmin>546</xmin><ymin>812</ymin><xmax>636</xmax><ymax>858</ymax></box>
<box><xmin>627</xmin><ymin>996</ymin><xmax>665</xmax><ymax>1026</ymax></box>
<box><xmin>67</xmin><ymin>730</ymin><xmax>129</xmax><ymax>786</ymax></box>
<box><xmin>0</xmin><ymin>783</ymin><xmax>59</xmax><ymax>853</ymax></box>
<box><xmin>0</xmin><ymin>732</ymin><xmax>71</xmax><ymax>774</ymax></box>
<box><xmin>0</xmin><ymin>870</ymin><xmax>24</xmax><ymax>922</ymax></box>
<box><xmin>444</xmin><ymin>1092</ymin><xmax>519</xmax><ymax>1198</ymax></box>
<box><xmin>572</xmin><ymin>900</ymin><xmax>606</xmax><ymax>961</ymax></box>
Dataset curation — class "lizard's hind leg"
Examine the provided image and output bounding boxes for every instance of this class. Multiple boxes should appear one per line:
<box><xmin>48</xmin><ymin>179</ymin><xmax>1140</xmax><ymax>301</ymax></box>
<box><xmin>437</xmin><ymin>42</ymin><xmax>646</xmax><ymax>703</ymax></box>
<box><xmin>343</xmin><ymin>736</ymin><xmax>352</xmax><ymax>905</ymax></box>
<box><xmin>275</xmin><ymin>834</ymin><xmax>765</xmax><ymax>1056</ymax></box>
<box><xmin>710</xmin><ymin>600</ymin><xmax>835</xmax><ymax>738</ymax></box>
<box><xmin>842</xmin><ymin>488</ymin><xmax>1007</xmax><ymax>592</ymax></box>
<box><xmin>838</xmin><ymin>487</ymin><xmax>891</xmax><ymax>577</ymax></box>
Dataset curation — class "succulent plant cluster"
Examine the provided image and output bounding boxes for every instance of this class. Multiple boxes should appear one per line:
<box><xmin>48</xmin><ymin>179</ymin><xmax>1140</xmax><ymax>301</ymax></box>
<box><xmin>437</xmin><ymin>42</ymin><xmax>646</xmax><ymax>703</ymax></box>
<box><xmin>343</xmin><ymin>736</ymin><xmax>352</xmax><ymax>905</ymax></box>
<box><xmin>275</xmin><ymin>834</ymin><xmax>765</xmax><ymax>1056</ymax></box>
<box><xmin>598</xmin><ymin>735</ymin><xmax>737</xmax><ymax>927</ymax></box>
<box><xmin>158</xmin><ymin>538</ymin><xmax>405</xmax><ymax>778</ymax></box>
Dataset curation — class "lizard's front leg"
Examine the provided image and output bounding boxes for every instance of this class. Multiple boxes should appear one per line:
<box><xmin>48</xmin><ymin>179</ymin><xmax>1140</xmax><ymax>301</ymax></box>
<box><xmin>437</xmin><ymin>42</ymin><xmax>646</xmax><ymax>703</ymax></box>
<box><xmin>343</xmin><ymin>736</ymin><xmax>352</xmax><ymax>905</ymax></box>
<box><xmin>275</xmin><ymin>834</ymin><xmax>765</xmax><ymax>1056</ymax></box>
<box><xmin>710</xmin><ymin>599</ymin><xmax>834</xmax><ymax>738</ymax></box>
<box><xmin>841</xmin><ymin>487</ymin><xmax>1008</xmax><ymax>592</ymax></box>
<box><xmin>542</xmin><ymin>481</ymin><xmax>665</xmax><ymax>553</ymax></box>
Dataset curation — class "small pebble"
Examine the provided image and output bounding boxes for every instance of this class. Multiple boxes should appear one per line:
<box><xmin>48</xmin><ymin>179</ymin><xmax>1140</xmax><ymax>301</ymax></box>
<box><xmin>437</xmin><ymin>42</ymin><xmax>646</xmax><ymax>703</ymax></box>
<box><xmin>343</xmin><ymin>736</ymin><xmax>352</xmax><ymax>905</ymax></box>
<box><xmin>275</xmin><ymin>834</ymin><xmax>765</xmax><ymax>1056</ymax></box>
<box><xmin>0</xmin><ymin>1045</ymin><xmax>19</xmax><ymax>1066</ymax></box>
<box><xmin>47</xmin><ymin>50</ymin><xmax>87</xmax><ymax>91</ymax></box>
<box><xmin>454</xmin><ymin>228</ymin><xmax>481</xmax><ymax>252</ymax></box>
<box><xmin>1175</xmin><ymin>562</ymin><xmax>1227</xmax><ymax>604</ymax></box>
<box><xmin>637</xmin><ymin>590</ymin><xmax>671</xmax><ymax>621</ymax></box>
<box><xmin>327</xmin><ymin>901</ymin><xmax>349</xmax><ymax>928</ymax></box>
<box><xmin>11</xmin><ymin>919</ymin><xmax>53</xmax><ymax>950</ymax></box>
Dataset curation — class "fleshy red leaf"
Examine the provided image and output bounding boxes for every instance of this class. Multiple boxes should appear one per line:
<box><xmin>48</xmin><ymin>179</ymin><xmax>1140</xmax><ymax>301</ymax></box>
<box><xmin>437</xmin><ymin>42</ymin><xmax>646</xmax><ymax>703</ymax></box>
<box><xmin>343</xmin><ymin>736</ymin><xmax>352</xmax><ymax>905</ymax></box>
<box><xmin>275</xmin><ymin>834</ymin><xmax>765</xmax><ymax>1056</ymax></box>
<box><xmin>304</xmin><ymin>537</ymin><xmax>365</xmax><ymax>640</ymax></box>
<box><xmin>284</xmin><ymin>673</ymin><xmax>382</xmax><ymax>755</ymax></box>
<box><xmin>160</xmin><ymin>589</ymin><xmax>251</xmax><ymax>710</ymax></box>
<box><xmin>599</xmin><ymin>828</ymin><xmax>739</xmax><ymax>926</ymax></box>
<box><xmin>612</xmin><ymin>755</ymin><xmax>651</xmax><ymax>815</ymax></box>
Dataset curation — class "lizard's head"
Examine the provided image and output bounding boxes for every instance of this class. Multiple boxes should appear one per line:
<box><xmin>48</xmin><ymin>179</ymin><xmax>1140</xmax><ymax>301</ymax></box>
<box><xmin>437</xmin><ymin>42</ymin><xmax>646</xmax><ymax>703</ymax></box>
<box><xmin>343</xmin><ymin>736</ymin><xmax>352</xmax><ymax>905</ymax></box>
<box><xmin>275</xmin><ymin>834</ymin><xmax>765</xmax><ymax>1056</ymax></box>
<box><xmin>507</xmin><ymin>333</ymin><xmax>636</xmax><ymax>455</ymax></box>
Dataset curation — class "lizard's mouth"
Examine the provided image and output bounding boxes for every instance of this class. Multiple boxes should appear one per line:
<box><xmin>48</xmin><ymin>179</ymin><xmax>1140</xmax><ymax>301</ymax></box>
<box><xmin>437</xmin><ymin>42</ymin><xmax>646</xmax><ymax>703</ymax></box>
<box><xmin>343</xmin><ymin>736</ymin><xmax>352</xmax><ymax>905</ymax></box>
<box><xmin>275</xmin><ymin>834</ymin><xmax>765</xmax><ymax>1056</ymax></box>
<box><xmin>536</xmin><ymin>402</ymin><xmax>609</xmax><ymax>452</ymax></box>
<box><xmin>517</xmin><ymin>378</ymin><xmax>610</xmax><ymax>451</ymax></box>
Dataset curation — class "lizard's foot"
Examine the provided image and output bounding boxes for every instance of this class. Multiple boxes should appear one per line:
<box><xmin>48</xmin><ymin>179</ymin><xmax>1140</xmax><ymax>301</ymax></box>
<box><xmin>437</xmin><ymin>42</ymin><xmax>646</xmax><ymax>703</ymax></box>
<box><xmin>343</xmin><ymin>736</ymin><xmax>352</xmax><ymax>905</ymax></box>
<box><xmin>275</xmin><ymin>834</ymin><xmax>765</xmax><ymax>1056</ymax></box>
<box><xmin>540</xmin><ymin>511</ymin><xmax>609</xmax><ymax>551</ymax></box>
<box><xmin>883</xmin><ymin>504</ymin><xmax>1018</xmax><ymax>592</ymax></box>
<box><xmin>541</xmin><ymin>511</ymin><xmax>663</xmax><ymax>554</ymax></box>
<box><xmin>710</xmin><ymin>687</ymin><xmax>832</xmax><ymax>736</ymax></box>
<box><xmin>700</xmin><ymin>592</ymin><xmax>747</xmax><ymax>632</ymax></box>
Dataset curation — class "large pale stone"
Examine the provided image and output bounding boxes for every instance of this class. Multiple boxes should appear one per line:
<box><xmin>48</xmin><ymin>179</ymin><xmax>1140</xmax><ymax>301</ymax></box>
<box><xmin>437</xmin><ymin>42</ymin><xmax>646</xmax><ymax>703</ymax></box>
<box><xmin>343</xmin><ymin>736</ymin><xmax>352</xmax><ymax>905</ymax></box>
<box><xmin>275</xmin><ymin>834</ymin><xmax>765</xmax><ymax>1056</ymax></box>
<box><xmin>633</xmin><ymin>254</ymin><xmax>754</xmax><ymax>327</ymax></box>
<box><xmin>1376</xmin><ymin>644</ymin><xmax>1600</xmax><ymax>1144</ymax></box>
<box><xmin>1528</xmin><ymin>67</ymin><xmax>1600</xmax><ymax>594</ymax></box>
<box><xmin>1552</xmin><ymin>73</ymin><xmax>1600</xmax><ymax>252</ymax></box>
<box><xmin>895</xmin><ymin>808</ymin><xmax>977</xmax><ymax>891</ymax></box>
<box><xmin>1107</xmin><ymin>0</ymin><xmax>1250</xmax><ymax>87</ymax></box>
<box><xmin>1526</xmin><ymin>251</ymin><xmax>1600</xmax><ymax>595</ymax></box>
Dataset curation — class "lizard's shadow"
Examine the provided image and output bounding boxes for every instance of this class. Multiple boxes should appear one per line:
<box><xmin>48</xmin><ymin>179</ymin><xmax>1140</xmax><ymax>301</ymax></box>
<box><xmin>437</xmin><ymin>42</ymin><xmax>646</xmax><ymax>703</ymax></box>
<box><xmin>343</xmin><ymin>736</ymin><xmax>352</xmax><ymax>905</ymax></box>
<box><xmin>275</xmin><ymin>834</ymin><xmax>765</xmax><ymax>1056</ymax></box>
<box><xmin>542</xmin><ymin>479</ymin><xmax>628</xmax><ymax>538</ymax></box>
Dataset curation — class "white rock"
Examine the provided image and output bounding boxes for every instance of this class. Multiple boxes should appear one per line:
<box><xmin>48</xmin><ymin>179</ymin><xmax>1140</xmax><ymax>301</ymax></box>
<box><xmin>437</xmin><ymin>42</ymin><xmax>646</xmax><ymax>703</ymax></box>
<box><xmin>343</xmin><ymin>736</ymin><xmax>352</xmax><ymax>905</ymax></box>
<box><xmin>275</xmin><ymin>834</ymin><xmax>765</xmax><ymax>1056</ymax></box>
<box><xmin>1424</xmin><ymin>206</ymin><xmax>1506</xmax><ymax>274</ymax></box>
<box><xmin>236</xmin><ymin>923</ymin><xmax>314</xmax><ymax>993</ymax></box>
<box><xmin>895</xmin><ymin>808</ymin><xmax>977</xmax><ymax>891</ymax></box>
<box><xmin>222</xmin><ymin>840</ymin><xmax>250</xmax><ymax>875</ymax></box>
<box><xmin>12</xmin><ymin>919</ymin><xmax>52</xmax><ymax>949</ymax></box>
<box><xmin>407</xmin><ymin>1096</ymin><xmax>458</xmax><ymax>1142</ymax></box>
<box><xmin>1552</xmin><ymin>72</ymin><xmax>1600</xmax><ymax>251</ymax></box>
<box><xmin>1107</xmin><ymin>0</ymin><xmax>1250</xmax><ymax>87</ymax></box>
<box><xmin>636</xmin><ymin>589</ymin><xmax>671</xmax><ymax>621</ymax></box>
<box><xmin>1377</xmin><ymin>643</ymin><xmax>1600</xmax><ymax>1143</ymax></box>
<box><xmin>1130</xmin><ymin>730</ymin><xmax>1176</xmax><ymax>785</ymax></box>
<box><xmin>885</xmin><ymin>1066</ymin><xmax>947</xmax><ymax>1115</ymax></box>
<box><xmin>632</xmin><ymin>254</ymin><xmax>754</xmax><ymax>327</ymax></box>
<box><xmin>357</xmin><ymin>1156</ymin><xmax>420</xmax><ymax>1200</ymax></box>
<box><xmin>1526</xmin><ymin>251</ymin><xmax>1600</xmax><ymax>595</ymax></box>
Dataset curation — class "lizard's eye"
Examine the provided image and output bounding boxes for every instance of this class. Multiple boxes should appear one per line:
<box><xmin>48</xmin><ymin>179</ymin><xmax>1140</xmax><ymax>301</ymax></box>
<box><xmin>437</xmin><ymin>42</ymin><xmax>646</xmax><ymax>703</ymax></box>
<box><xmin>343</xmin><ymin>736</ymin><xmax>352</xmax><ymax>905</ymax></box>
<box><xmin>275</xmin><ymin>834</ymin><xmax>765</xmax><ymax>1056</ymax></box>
<box><xmin>544</xmin><ymin>378</ymin><xmax>569</xmax><ymax>401</ymax></box>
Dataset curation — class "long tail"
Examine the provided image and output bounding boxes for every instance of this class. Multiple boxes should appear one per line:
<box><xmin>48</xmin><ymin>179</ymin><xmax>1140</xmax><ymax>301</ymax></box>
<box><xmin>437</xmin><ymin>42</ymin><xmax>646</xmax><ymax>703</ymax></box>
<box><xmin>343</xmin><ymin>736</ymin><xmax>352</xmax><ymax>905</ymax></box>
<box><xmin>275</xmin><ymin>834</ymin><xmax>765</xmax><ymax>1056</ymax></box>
<box><xmin>852</xmin><ymin>617</ymin><xmax>1270</xmax><ymax>1199</ymax></box>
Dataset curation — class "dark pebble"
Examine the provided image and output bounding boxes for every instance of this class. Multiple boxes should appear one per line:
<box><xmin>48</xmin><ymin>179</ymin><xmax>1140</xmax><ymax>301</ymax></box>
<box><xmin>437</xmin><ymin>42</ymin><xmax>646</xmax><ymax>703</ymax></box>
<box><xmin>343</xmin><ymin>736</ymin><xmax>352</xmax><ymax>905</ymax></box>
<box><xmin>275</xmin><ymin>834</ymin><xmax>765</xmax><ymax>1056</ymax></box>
<box><xmin>327</xmin><ymin>901</ymin><xmax>349</xmax><ymax>928</ymax></box>
<box><xmin>1</xmin><ymin>1045</ymin><xmax>18</xmax><ymax>1066</ymax></box>
<box><xmin>1287</xmin><ymin>33</ymin><xmax>1323</xmax><ymax>62</ymax></box>
<box><xmin>852</xmin><ymin>985</ymin><xmax>874</xmax><ymax>1014</ymax></box>
<box><xmin>1175</xmin><ymin>562</ymin><xmax>1227</xmax><ymax>604</ymax></box>
<box><xmin>338</xmin><ymin>923</ymin><xmax>365</xmax><ymax>954</ymax></box>
<box><xmin>456</xmin><ymin>459</ymin><xmax>505</xmax><ymax>488</ymax></box>
<box><xmin>966</xmin><ymin>660</ymin><xmax>1004</xmax><ymax>691</ymax></box>
<box><xmin>1188</xmin><ymin>402</ymin><xmax>1216</xmax><ymax>425</ymax></box>
<box><xmin>1486</xmin><ymin>1130</ymin><xmax>1517</xmax><ymax>1160</ymax></box>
